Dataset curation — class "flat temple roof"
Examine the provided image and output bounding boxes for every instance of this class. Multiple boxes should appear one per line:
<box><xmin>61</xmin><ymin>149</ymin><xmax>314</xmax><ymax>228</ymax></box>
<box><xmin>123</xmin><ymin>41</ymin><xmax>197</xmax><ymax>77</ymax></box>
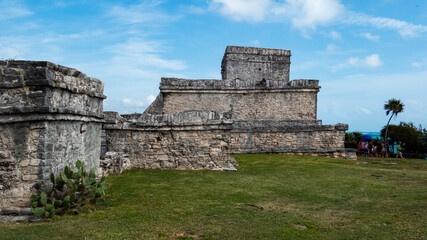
<box><xmin>225</xmin><ymin>46</ymin><xmax>291</xmax><ymax>56</ymax></box>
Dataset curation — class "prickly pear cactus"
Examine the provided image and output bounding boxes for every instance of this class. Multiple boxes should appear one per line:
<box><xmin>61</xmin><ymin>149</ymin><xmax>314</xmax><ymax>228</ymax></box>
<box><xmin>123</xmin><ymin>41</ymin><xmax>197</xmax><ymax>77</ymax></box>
<box><xmin>31</xmin><ymin>160</ymin><xmax>109</xmax><ymax>218</ymax></box>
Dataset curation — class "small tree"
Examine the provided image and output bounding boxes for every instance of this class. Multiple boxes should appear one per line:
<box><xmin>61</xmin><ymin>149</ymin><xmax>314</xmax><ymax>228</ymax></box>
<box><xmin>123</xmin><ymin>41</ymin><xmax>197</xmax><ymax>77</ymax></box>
<box><xmin>384</xmin><ymin>99</ymin><xmax>404</xmax><ymax>158</ymax></box>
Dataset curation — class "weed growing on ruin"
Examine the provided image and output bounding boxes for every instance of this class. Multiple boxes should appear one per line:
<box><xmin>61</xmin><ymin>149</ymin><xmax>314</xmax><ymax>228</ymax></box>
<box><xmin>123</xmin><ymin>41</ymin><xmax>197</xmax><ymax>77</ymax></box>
<box><xmin>30</xmin><ymin>160</ymin><xmax>108</xmax><ymax>218</ymax></box>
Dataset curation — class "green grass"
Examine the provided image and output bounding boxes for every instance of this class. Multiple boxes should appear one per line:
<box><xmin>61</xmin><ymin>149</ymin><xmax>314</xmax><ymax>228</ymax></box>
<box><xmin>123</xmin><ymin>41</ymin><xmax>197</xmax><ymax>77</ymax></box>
<box><xmin>1</xmin><ymin>154</ymin><xmax>426</xmax><ymax>240</ymax></box>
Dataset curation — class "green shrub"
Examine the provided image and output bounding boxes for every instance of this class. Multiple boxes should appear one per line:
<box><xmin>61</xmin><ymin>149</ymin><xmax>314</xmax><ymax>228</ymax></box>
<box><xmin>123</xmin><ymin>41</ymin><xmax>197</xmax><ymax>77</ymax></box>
<box><xmin>345</xmin><ymin>131</ymin><xmax>363</xmax><ymax>148</ymax></box>
<box><xmin>31</xmin><ymin>160</ymin><xmax>108</xmax><ymax>218</ymax></box>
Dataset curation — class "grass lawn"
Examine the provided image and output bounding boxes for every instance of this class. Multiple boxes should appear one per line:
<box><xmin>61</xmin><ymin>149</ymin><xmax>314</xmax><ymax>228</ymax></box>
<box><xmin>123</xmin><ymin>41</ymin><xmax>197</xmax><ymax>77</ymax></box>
<box><xmin>1</xmin><ymin>154</ymin><xmax>426</xmax><ymax>239</ymax></box>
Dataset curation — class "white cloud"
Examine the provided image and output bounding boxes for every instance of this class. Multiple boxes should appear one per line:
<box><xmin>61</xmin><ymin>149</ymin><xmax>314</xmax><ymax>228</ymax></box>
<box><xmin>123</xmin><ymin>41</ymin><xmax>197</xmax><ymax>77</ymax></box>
<box><xmin>122</xmin><ymin>95</ymin><xmax>157</xmax><ymax>108</ymax></box>
<box><xmin>186</xmin><ymin>5</ymin><xmax>208</xmax><ymax>15</ymax></box>
<box><xmin>0</xmin><ymin>1</ymin><xmax>33</xmax><ymax>20</ymax></box>
<box><xmin>211</xmin><ymin>0</ymin><xmax>271</xmax><ymax>22</ymax></box>
<box><xmin>0</xmin><ymin>46</ymin><xmax>24</xmax><ymax>59</ymax></box>
<box><xmin>406</xmin><ymin>99</ymin><xmax>423</xmax><ymax>108</ymax></box>
<box><xmin>346</xmin><ymin>14</ymin><xmax>427</xmax><ymax>38</ymax></box>
<box><xmin>361</xmin><ymin>32</ymin><xmax>379</xmax><ymax>42</ymax></box>
<box><xmin>349</xmin><ymin>54</ymin><xmax>382</xmax><ymax>68</ymax></box>
<box><xmin>113</xmin><ymin>39</ymin><xmax>160</xmax><ymax>54</ymax></box>
<box><xmin>122</xmin><ymin>98</ymin><xmax>145</xmax><ymax>107</ymax></box>
<box><xmin>108</xmin><ymin>1</ymin><xmax>179</xmax><ymax>24</ymax></box>
<box><xmin>411</xmin><ymin>59</ymin><xmax>427</xmax><ymax>68</ymax></box>
<box><xmin>412</xmin><ymin>62</ymin><xmax>422</xmax><ymax>68</ymax></box>
<box><xmin>326</xmin><ymin>44</ymin><xmax>337</xmax><ymax>52</ymax></box>
<box><xmin>111</xmin><ymin>39</ymin><xmax>186</xmax><ymax>71</ymax></box>
<box><xmin>122</xmin><ymin>98</ymin><xmax>137</xmax><ymax>105</ymax></box>
<box><xmin>359</xmin><ymin>107</ymin><xmax>372</xmax><ymax>115</ymax></box>
<box><xmin>117</xmin><ymin>94</ymin><xmax>159</xmax><ymax>113</ymax></box>
<box><xmin>41</xmin><ymin>31</ymin><xmax>104</xmax><ymax>44</ymax></box>
<box><xmin>319</xmin><ymin>45</ymin><xmax>364</xmax><ymax>56</ymax></box>
<box><xmin>146</xmin><ymin>94</ymin><xmax>156</xmax><ymax>104</ymax></box>
<box><xmin>210</xmin><ymin>0</ymin><xmax>427</xmax><ymax>37</ymax></box>
<box><xmin>329</xmin><ymin>30</ymin><xmax>341</xmax><ymax>40</ymax></box>
<box><xmin>333</xmin><ymin>54</ymin><xmax>382</xmax><ymax>70</ymax></box>
<box><xmin>212</xmin><ymin>0</ymin><xmax>344</xmax><ymax>30</ymax></box>
<box><xmin>186</xmin><ymin>5</ymin><xmax>209</xmax><ymax>15</ymax></box>
<box><xmin>0</xmin><ymin>36</ymin><xmax>64</xmax><ymax>61</ymax></box>
<box><xmin>283</xmin><ymin>0</ymin><xmax>344</xmax><ymax>30</ymax></box>
<box><xmin>291</xmin><ymin>60</ymin><xmax>320</xmax><ymax>72</ymax></box>
<box><xmin>252</xmin><ymin>40</ymin><xmax>261</xmax><ymax>45</ymax></box>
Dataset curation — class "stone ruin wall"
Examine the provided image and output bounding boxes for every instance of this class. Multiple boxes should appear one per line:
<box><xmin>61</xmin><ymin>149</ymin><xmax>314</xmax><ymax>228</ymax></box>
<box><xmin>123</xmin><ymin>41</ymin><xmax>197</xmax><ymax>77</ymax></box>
<box><xmin>157</xmin><ymin>79</ymin><xmax>318</xmax><ymax>121</ymax></box>
<box><xmin>102</xmin><ymin>111</ymin><xmax>233</xmax><ymax>172</ymax></box>
<box><xmin>230</xmin><ymin>120</ymin><xmax>348</xmax><ymax>158</ymax></box>
<box><xmin>0</xmin><ymin>61</ymin><xmax>105</xmax><ymax>211</ymax></box>
<box><xmin>0</xmin><ymin>46</ymin><xmax>353</xmax><ymax>218</ymax></box>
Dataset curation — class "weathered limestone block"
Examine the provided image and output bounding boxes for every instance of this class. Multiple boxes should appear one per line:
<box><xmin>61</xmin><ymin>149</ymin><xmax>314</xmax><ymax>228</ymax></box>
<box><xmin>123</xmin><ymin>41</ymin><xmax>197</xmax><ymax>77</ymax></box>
<box><xmin>345</xmin><ymin>148</ymin><xmax>357</xmax><ymax>160</ymax></box>
<box><xmin>230</xmin><ymin>123</ymin><xmax>348</xmax><ymax>154</ymax></box>
<box><xmin>0</xmin><ymin>61</ymin><xmax>105</xmax><ymax>210</ymax></box>
<box><xmin>99</xmin><ymin>151</ymin><xmax>131</xmax><ymax>175</ymax></box>
<box><xmin>221</xmin><ymin>46</ymin><xmax>291</xmax><ymax>83</ymax></box>
<box><xmin>0</xmin><ymin>60</ymin><xmax>105</xmax><ymax>118</ymax></box>
<box><xmin>158</xmin><ymin>87</ymin><xmax>318</xmax><ymax>120</ymax></box>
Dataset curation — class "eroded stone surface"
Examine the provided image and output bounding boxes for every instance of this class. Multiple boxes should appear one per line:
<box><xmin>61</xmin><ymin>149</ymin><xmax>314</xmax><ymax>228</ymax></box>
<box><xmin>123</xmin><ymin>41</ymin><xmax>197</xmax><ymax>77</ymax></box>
<box><xmin>103</xmin><ymin>111</ymin><xmax>233</xmax><ymax>170</ymax></box>
<box><xmin>0</xmin><ymin>61</ymin><xmax>104</xmax><ymax>210</ymax></box>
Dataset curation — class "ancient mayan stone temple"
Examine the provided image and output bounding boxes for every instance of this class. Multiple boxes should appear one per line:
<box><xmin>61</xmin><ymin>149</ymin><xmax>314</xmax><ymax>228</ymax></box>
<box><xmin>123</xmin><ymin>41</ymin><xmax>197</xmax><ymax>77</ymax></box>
<box><xmin>137</xmin><ymin>46</ymin><xmax>347</xmax><ymax>154</ymax></box>
<box><xmin>0</xmin><ymin>46</ymin><xmax>351</xmax><ymax>219</ymax></box>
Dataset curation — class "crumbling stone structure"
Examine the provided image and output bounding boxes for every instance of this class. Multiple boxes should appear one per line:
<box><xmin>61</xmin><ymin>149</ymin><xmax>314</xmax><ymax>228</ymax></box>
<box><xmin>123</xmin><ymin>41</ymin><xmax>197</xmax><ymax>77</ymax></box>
<box><xmin>142</xmin><ymin>46</ymin><xmax>349</xmax><ymax>157</ymax></box>
<box><xmin>101</xmin><ymin>111</ymin><xmax>233</xmax><ymax>172</ymax></box>
<box><xmin>0</xmin><ymin>61</ymin><xmax>105</xmax><ymax>214</ymax></box>
<box><xmin>1</xmin><ymin>46</ymin><xmax>352</xmax><ymax>219</ymax></box>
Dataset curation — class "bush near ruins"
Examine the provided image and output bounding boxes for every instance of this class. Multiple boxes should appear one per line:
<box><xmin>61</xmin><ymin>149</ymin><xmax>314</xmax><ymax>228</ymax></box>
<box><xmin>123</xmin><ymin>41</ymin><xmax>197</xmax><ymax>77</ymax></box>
<box><xmin>31</xmin><ymin>160</ymin><xmax>108</xmax><ymax>218</ymax></box>
<box><xmin>345</xmin><ymin>131</ymin><xmax>363</xmax><ymax>148</ymax></box>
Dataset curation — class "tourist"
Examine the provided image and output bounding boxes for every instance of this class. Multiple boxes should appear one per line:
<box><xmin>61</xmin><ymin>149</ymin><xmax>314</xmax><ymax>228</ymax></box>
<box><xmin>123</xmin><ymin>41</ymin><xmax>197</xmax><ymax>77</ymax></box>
<box><xmin>364</xmin><ymin>141</ymin><xmax>369</xmax><ymax>156</ymax></box>
<box><xmin>358</xmin><ymin>140</ymin><xmax>366</xmax><ymax>156</ymax></box>
<box><xmin>396</xmin><ymin>141</ymin><xmax>404</xmax><ymax>159</ymax></box>
<box><xmin>368</xmin><ymin>141</ymin><xmax>373</xmax><ymax>157</ymax></box>
<box><xmin>372</xmin><ymin>142</ymin><xmax>377</xmax><ymax>157</ymax></box>
<box><xmin>377</xmin><ymin>142</ymin><xmax>385</xmax><ymax>158</ymax></box>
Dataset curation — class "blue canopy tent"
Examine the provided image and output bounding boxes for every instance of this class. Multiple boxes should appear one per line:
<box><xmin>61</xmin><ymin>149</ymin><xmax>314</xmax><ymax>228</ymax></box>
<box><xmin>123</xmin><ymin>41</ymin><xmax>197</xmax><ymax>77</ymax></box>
<box><xmin>361</xmin><ymin>135</ymin><xmax>372</xmax><ymax>140</ymax></box>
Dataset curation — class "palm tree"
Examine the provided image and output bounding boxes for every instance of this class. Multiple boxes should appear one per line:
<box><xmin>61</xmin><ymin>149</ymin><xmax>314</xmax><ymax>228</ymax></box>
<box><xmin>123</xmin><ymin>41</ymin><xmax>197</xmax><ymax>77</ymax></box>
<box><xmin>384</xmin><ymin>99</ymin><xmax>404</xmax><ymax>158</ymax></box>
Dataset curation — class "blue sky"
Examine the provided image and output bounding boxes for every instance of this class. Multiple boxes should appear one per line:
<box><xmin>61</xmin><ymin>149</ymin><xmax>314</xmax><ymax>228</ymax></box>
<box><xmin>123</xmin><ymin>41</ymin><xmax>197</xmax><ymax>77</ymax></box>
<box><xmin>1</xmin><ymin>0</ymin><xmax>426</xmax><ymax>132</ymax></box>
